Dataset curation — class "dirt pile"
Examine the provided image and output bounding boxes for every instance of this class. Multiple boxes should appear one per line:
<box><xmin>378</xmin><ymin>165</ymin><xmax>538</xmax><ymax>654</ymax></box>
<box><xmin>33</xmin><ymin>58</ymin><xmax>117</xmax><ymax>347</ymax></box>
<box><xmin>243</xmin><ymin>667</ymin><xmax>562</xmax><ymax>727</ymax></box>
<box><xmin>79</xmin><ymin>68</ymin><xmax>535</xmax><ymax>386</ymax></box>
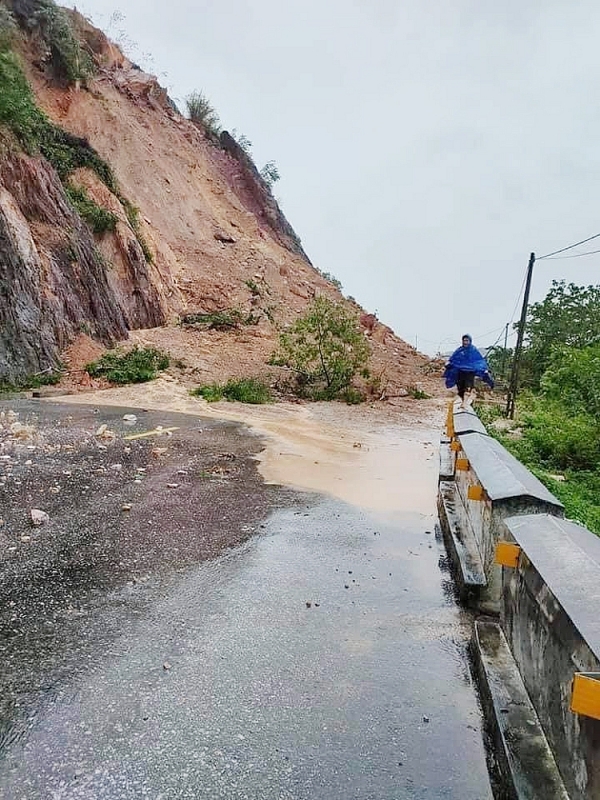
<box><xmin>0</xmin><ymin>3</ymin><xmax>438</xmax><ymax>397</ymax></box>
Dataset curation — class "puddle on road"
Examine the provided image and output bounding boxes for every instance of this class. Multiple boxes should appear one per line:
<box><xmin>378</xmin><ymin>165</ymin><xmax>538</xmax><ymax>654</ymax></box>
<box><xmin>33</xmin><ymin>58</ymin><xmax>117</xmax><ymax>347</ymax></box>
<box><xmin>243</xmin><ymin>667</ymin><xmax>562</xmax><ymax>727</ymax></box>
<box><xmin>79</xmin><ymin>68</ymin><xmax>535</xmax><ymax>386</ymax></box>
<box><xmin>55</xmin><ymin>377</ymin><xmax>443</xmax><ymax>515</ymax></box>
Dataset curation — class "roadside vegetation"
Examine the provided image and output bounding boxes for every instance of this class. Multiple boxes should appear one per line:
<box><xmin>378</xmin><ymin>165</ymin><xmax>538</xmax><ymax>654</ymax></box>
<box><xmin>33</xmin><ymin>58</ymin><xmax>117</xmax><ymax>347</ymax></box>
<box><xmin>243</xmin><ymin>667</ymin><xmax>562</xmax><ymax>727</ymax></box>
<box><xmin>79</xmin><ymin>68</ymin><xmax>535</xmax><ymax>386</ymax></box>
<box><xmin>191</xmin><ymin>378</ymin><xmax>272</xmax><ymax>405</ymax></box>
<box><xmin>0</xmin><ymin>368</ymin><xmax>62</xmax><ymax>396</ymax></box>
<box><xmin>85</xmin><ymin>347</ymin><xmax>169</xmax><ymax>384</ymax></box>
<box><xmin>270</xmin><ymin>296</ymin><xmax>370</xmax><ymax>402</ymax></box>
<box><xmin>477</xmin><ymin>281</ymin><xmax>600</xmax><ymax>534</ymax></box>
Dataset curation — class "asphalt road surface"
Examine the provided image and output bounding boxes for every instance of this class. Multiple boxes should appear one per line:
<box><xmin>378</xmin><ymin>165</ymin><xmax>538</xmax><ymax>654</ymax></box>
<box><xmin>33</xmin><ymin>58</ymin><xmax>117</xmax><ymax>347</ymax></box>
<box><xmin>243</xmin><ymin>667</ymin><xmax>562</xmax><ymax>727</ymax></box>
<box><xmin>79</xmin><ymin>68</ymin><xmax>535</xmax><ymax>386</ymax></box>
<box><xmin>0</xmin><ymin>401</ymin><xmax>493</xmax><ymax>799</ymax></box>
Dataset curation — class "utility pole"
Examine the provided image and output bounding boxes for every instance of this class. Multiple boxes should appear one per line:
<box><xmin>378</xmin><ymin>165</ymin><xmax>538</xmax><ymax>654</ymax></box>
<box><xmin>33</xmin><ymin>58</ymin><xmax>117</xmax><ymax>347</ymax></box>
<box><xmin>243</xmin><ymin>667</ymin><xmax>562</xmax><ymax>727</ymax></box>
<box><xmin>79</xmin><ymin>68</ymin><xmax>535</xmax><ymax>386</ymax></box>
<box><xmin>506</xmin><ymin>252</ymin><xmax>535</xmax><ymax>418</ymax></box>
<box><xmin>501</xmin><ymin>322</ymin><xmax>509</xmax><ymax>380</ymax></box>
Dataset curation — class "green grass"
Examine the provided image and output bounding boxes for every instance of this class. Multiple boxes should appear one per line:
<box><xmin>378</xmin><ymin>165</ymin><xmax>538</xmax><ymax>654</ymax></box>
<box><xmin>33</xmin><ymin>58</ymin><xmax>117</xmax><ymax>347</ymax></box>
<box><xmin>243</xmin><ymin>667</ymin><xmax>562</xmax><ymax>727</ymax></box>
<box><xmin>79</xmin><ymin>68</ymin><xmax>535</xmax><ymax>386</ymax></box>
<box><xmin>0</xmin><ymin>50</ymin><xmax>116</xmax><ymax>186</ymax></box>
<box><xmin>85</xmin><ymin>347</ymin><xmax>169</xmax><ymax>384</ymax></box>
<box><xmin>476</xmin><ymin>400</ymin><xmax>600</xmax><ymax>535</ymax></box>
<box><xmin>191</xmin><ymin>378</ymin><xmax>272</xmax><ymax>404</ymax></box>
<box><xmin>65</xmin><ymin>185</ymin><xmax>117</xmax><ymax>235</ymax></box>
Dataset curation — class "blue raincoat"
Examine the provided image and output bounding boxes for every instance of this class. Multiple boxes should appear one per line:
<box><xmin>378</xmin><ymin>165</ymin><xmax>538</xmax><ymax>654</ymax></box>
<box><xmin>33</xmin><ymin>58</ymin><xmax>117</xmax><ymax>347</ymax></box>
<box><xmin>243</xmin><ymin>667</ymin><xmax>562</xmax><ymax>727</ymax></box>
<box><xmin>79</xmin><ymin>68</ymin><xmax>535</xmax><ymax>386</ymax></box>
<box><xmin>444</xmin><ymin>341</ymin><xmax>494</xmax><ymax>389</ymax></box>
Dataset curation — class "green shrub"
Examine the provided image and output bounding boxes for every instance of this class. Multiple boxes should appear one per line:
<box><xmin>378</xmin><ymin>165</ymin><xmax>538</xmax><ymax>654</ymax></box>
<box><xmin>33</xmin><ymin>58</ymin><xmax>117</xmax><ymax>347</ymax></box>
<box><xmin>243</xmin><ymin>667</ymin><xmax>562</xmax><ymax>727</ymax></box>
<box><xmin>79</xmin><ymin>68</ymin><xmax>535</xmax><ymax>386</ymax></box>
<box><xmin>12</xmin><ymin>0</ymin><xmax>93</xmax><ymax>84</ymax></box>
<box><xmin>341</xmin><ymin>387</ymin><xmax>365</xmax><ymax>405</ymax></box>
<box><xmin>181</xmin><ymin>309</ymin><xmax>244</xmax><ymax>330</ymax></box>
<box><xmin>85</xmin><ymin>347</ymin><xmax>169</xmax><ymax>384</ymax></box>
<box><xmin>406</xmin><ymin>386</ymin><xmax>430</xmax><ymax>400</ymax></box>
<box><xmin>245</xmin><ymin>279</ymin><xmax>261</xmax><ymax>296</ymax></box>
<box><xmin>186</xmin><ymin>91</ymin><xmax>221</xmax><ymax>134</ymax></box>
<box><xmin>65</xmin><ymin>185</ymin><xmax>117</xmax><ymax>234</ymax></box>
<box><xmin>0</xmin><ymin>51</ymin><xmax>116</xmax><ymax>185</ymax></box>
<box><xmin>541</xmin><ymin>343</ymin><xmax>600</xmax><ymax>419</ymax></box>
<box><xmin>316</xmin><ymin>270</ymin><xmax>343</xmax><ymax>291</ymax></box>
<box><xmin>0</xmin><ymin>368</ymin><xmax>62</xmax><ymax>394</ymax></box>
<box><xmin>190</xmin><ymin>383</ymin><xmax>224</xmax><ymax>402</ymax></box>
<box><xmin>270</xmin><ymin>296</ymin><xmax>370</xmax><ymax>400</ymax></box>
<box><xmin>231</xmin><ymin>128</ymin><xmax>252</xmax><ymax>155</ymax></box>
<box><xmin>260</xmin><ymin>160</ymin><xmax>280</xmax><ymax>188</ymax></box>
<box><xmin>191</xmin><ymin>378</ymin><xmax>272</xmax><ymax>404</ymax></box>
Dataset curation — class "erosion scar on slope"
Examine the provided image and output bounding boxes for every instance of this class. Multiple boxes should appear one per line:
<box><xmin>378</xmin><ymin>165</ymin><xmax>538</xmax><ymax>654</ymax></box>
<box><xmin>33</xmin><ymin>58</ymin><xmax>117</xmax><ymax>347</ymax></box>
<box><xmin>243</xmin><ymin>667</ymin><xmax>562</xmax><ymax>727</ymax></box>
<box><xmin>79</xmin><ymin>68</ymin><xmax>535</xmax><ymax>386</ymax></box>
<box><xmin>54</xmin><ymin>378</ymin><xmax>443</xmax><ymax>515</ymax></box>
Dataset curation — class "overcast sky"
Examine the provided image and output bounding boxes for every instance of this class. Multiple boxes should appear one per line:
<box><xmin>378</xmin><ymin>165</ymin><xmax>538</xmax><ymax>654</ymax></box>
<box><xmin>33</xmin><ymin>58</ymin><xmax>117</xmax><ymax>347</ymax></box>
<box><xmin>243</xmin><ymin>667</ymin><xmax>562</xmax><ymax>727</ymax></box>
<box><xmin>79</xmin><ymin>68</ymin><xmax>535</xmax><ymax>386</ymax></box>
<box><xmin>78</xmin><ymin>0</ymin><xmax>600</xmax><ymax>355</ymax></box>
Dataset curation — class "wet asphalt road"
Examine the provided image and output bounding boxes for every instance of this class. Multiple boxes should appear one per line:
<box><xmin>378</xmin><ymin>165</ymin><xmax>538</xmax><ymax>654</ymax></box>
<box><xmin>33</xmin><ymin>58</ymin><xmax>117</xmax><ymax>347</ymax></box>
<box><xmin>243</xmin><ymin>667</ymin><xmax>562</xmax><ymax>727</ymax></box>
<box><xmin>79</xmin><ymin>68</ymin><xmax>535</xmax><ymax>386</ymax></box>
<box><xmin>0</xmin><ymin>402</ymin><xmax>493</xmax><ymax>799</ymax></box>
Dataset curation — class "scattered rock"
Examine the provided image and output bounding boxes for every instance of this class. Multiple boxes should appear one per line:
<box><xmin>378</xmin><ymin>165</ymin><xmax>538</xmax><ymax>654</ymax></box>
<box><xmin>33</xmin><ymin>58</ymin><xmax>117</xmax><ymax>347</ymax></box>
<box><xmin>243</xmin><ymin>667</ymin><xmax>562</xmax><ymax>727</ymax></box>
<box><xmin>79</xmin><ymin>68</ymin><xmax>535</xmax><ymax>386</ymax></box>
<box><xmin>20</xmin><ymin>535</ymin><xmax>31</xmax><ymax>543</ymax></box>
<box><xmin>9</xmin><ymin>422</ymin><xmax>35</xmax><ymax>439</ymax></box>
<box><xmin>306</xmin><ymin>601</ymin><xmax>312</xmax><ymax>608</ymax></box>
<box><xmin>151</xmin><ymin>447</ymin><xmax>168</xmax><ymax>457</ymax></box>
<box><xmin>423</xmin><ymin>715</ymin><xmax>430</xmax><ymax>723</ymax></box>
<box><xmin>110</xmin><ymin>464</ymin><xmax>123</xmax><ymax>472</ymax></box>
<box><xmin>163</xmin><ymin>662</ymin><xmax>172</xmax><ymax>671</ymax></box>
<box><xmin>121</xmin><ymin>503</ymin><xmax>133</xmax><ymax>512</ymax></box>
<box><xmin>95</xmin><ymin>424</ymin><xmax>115</xmax><ymax>440</ymax></box>
<box><xmin>30</xmin><ymin>509</ymin><xmax>49</xmax><ymax>526</ymax></box>
<box><xmin>123</xmin><ymin>414</ymin><xmax>137</xmax><ymax>423</ymax></box>
<box><xmin>166</xmin><ymin>483</ymin><xmax>179</xmax><ymax>489</ymax></box>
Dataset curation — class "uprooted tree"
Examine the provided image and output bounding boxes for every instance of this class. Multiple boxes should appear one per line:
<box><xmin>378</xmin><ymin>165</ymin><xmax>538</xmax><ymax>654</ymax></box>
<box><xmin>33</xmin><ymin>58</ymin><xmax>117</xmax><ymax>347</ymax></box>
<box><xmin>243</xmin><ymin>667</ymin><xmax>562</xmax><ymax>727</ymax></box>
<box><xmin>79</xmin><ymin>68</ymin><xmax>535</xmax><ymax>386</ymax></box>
<box><xmin>270</xmin><ymin>296</ymin><xmax>370</xmax><ymax>400</ymax></box>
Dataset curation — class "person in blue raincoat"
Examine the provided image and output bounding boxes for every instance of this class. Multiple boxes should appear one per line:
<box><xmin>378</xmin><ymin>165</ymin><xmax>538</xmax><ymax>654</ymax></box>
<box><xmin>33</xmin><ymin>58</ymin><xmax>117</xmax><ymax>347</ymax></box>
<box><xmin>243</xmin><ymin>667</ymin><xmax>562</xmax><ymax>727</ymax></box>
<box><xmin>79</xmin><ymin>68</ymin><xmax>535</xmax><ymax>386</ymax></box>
<box><xmin>444</xmin><ymin>334</ymin><xmax>494</xmax><ymax>409</ymax></box>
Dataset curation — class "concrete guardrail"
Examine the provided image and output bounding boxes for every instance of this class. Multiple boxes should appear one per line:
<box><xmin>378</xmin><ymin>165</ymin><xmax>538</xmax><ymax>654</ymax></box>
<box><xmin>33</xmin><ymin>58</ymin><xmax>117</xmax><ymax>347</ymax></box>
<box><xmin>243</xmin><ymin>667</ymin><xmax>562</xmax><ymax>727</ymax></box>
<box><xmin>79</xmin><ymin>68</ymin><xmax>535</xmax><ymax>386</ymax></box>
<box><xmin>438</xmin><ymin>402</ymin><xmax>600</xmax><ymax>799</ymax></box>
<box><xmin>438</xmin><ymin>404</ymin><xmax>563</xmax><ymax>613</ymax></box>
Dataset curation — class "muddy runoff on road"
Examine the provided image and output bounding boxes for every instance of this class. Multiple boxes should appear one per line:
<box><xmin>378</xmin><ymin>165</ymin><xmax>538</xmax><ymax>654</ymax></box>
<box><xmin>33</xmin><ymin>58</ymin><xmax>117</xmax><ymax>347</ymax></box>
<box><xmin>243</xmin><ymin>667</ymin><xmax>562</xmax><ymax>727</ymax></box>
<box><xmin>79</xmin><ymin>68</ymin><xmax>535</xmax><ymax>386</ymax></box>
<box><xmin>55</xmin><ymin>376</ymin><xmax>443</xmax><ymax>515</ymax></box>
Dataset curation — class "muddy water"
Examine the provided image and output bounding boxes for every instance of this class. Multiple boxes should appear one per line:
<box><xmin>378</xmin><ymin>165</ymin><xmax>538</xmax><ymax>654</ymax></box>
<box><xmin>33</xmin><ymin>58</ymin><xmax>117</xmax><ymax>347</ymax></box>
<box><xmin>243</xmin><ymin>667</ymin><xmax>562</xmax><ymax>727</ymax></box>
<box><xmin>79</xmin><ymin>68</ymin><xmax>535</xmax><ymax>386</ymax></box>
<box><xmin>55</xmin><ymin>377</ymin><xmax>441</xmax><ymax>514</ymax></box>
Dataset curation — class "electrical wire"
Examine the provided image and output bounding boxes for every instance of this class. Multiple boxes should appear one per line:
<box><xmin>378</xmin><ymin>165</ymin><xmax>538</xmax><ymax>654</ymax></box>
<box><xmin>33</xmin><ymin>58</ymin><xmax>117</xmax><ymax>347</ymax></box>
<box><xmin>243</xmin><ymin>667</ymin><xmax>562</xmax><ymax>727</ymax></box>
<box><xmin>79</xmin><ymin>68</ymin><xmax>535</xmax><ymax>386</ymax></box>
<box><xmin>538</xmin><ymin>232</ymin><xmax>600</xmax><ymax>260</ymax></box>
<box><xmin>541</xmin><ymin>246</ymin><xmax>600</xmax><ymax>260</ymax></box>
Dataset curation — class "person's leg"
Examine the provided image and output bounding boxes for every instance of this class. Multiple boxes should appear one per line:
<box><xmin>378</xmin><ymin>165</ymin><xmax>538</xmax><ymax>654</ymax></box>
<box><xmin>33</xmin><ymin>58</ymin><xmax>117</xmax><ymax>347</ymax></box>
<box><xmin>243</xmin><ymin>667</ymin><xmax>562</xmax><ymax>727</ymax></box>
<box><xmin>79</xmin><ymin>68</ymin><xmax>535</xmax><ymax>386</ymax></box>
<box><xmin>456</xmin><ymin>373</ymin><xmax>467</xmax><ymax>400</ymax></box>
<box><xmin>463</xmin><ymin>373</ymin><xmax>476</xmax><ymax>407</ymax></box>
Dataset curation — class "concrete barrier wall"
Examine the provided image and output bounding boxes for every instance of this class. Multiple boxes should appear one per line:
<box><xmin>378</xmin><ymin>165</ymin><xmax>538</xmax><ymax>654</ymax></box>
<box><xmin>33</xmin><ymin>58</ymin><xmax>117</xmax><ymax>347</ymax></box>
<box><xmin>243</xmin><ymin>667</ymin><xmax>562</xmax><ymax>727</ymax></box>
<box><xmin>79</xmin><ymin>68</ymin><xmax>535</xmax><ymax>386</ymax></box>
<box><xmin>438</xmin><ymin>403</ymin><xmax>600</xmax><ymax>798</ymax></box>
<box><xmin>438</xmin><ymin>406</ymin><xmax>563</xmax><ymax>613</ymax></box>
<box><xmin>501</xmin><ymin>515</ymin><xmax>600</xmax><ymax>800</ymax></box>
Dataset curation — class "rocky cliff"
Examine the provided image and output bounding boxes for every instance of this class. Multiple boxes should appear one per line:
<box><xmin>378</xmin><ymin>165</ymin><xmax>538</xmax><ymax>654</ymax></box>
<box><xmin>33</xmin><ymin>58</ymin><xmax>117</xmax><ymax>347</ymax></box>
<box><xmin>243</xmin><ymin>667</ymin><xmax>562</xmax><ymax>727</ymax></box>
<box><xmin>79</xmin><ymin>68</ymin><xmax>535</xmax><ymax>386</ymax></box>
<box><xmin>0</xmin><ymin>0</ymin><xmax>433</xmax><ymax>397</ymax></box>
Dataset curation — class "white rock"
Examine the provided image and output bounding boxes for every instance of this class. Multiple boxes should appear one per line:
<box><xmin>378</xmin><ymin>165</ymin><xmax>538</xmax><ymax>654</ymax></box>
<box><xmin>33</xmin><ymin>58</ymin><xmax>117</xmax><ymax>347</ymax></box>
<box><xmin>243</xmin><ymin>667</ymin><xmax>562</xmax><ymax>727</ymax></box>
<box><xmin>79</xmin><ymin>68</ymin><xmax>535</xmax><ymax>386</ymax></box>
<box><xmin>123</xmin><ymin>414</ymin><xmax>137</xmax><ymax>423</ymax></box>
<box><xmin>30</xmin><ymin>509</ymin><xmax>49</xmax><ymax>526</ymax></box>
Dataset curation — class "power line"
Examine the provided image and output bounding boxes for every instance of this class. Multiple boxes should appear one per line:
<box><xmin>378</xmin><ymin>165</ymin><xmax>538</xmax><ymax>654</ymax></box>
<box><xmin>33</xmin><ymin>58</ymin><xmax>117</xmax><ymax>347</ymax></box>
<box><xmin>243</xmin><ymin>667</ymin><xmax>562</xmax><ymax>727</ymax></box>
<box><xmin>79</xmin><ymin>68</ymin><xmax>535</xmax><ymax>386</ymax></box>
<box><xmin>538</xmin><ymin>232</ymin><xmax>600</xmax><ymax>260</ymax></box>
<box><xmin>542</xmin><ymin>246</ymin><xmax>600</xmax><ymax>260</ymax></box>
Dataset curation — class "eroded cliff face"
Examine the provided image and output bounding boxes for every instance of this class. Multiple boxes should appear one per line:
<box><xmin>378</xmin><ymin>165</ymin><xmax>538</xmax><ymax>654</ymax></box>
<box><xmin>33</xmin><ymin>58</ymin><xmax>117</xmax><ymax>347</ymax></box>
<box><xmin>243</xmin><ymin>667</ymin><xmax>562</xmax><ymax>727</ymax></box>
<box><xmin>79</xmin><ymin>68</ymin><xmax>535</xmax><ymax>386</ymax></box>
<box><xmin>0</xmin><ymin>3</ymin><xmax>432</xmax><ymax>394</ymax></box>
<box><xmin>0</xmin><ymin>150</ymin><xmax>127</xmax><ymax>381</ymax></box>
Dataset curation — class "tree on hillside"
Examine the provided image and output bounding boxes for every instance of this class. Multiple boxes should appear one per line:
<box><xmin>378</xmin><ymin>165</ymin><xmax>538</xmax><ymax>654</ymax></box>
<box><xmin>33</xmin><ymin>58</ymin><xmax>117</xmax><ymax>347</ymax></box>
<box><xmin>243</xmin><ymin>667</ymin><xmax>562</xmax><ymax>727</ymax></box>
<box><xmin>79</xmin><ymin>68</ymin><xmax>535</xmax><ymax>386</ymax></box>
<box><xmin>270</xmin><ymin>296</ymin><xmax>370</xmax><ymax>400</ymax></box>
<box><xmin>260</xmin><ymin>160</ymin><xmax>280</xmax><ymax>188</ymax></box>
<box><xmin>524</xmin><ymin>280</ymin><xmax>600</xmax><ymax>385</ymax></box>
